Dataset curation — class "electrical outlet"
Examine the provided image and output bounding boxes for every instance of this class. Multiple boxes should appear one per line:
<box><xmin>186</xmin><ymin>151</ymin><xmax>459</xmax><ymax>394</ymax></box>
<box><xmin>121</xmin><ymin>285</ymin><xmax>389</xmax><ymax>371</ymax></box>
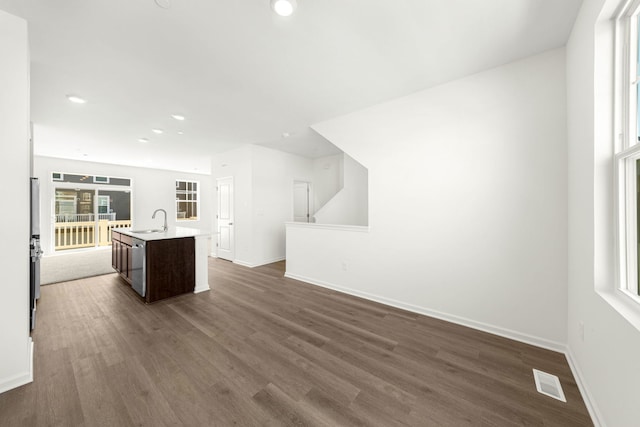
<box><xmin>579</xmin><ymin>321</ymin><xmax>584</xmax><ymax>342</ymax></box>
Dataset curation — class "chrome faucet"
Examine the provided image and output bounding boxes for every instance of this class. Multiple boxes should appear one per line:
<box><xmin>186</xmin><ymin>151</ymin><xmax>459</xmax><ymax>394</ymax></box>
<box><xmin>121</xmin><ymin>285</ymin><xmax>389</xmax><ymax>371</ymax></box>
<box><xmin>152</xmin><ymin>208</ymin><xmax>168</xmax><ymax>232</ymax></box>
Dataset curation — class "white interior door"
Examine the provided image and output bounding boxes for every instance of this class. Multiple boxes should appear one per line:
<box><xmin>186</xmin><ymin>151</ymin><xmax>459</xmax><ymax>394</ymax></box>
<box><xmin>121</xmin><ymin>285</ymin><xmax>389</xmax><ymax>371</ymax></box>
<box><xmin>216</xmin><ymin>177</ymin><xmax>234</xmax><ymax>261</ymax></box>
<box><xmin>293</xmin><ymin>181</ymin><xmax>310</xmax><ymax>222</ymax></box>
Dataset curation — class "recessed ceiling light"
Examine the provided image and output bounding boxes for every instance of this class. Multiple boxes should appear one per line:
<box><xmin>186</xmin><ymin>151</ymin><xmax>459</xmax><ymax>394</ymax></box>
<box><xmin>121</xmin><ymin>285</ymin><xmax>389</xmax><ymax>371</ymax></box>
<box><xmin>66</xmin><ymin>95</ymin><xmax>86</xmax><ymax>104</ymax></box>
<box><xmin>138</xmin><ymin>138</ymin><xmax>149</xmax><ymax>143</ymax></box>
<box><xmin>155</xmin><ymin>0</ymin><xmax>171</xmax><ymax>9</ymax></box>
<box><xmin>177</xmin><ymin>131</ymin><xmax>184</xmax><ymax>135</ymax></box>
<box><xmin>271</xmin><ymin>0</ymin><xmax>297</xmax><ymax>17</ymax></box>
<box><xmin>171</xmin><ymin>114</ymin><xmax>185</xmax><ymax>121</ymax></box>
<box><xmin>282</xmin><ymin>132</ymin><xmax>291</xmax><ymax>138</ymax></box>
<box><xmin>152</xmin><ymin>129</ymin><xmax>163</xmax><ymax>134</ymax></box>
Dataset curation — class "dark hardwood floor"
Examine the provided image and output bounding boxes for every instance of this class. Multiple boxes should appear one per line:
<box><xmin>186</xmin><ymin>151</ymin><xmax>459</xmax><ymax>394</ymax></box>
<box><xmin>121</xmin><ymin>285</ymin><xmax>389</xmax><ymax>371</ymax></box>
<box><xmin>0</xmin><ymin>259</ymin><xmax>592</xmax><ymax>426</ymax></box>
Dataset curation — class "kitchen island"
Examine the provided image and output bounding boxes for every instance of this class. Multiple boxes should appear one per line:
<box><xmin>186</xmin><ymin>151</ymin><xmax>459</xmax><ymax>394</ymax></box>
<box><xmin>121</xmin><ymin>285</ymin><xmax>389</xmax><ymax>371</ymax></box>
<box><xmin>112</xmin><ymin>227</ymin><xmax>210</xmax><ymax>303</ymax></box>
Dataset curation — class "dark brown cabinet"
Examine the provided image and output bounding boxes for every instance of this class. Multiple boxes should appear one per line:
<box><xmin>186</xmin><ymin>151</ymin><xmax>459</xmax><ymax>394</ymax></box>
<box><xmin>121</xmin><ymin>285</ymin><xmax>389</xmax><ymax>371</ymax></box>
<box><xmin>112</xmin><ymin>230</ymin><xmax>195</xmax><ymax>303</ymax></box>
<box><xmin>111</xmin><ymin>231</ymin><xmax>132</xmax><ymax>284</ymax></box>
<box><xmin>146</xmin><ymin>237</ymin><xmax>195</xmax><ymax>303</ymax></box>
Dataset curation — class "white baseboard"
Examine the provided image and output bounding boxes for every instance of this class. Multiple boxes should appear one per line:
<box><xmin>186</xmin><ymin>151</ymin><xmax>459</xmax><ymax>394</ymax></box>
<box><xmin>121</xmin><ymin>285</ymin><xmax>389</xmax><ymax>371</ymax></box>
<box><xmin>0</xmin><ymin>338</ymin><xmax>33</xmax><ymax>394</ymax></box>
<box><xmin>233</xmin><ymin>259</ymin><xmax>253</xmax><ymax>268</ymax></box>
<box><xmin>234</xmin><ymin>257</ymin><xmax>285</xmax><ymax>269</ymax></box>
<box><xmin>284</xmin><ymin>272</ymin><xmax>566</xmax><ymax>353</ymax></box>
<box><xmin>255</xmin><ymin>256</ymin><xmax>285</xmax><ymax>267</ymax></box>
<box><xmin>193</xmin><ymin>285</ymin><xmax>210</xmax><ymax>294</ymax></box>
<box><xmin>565</xmin><ymin>348</ymin><xmax>605</xmax><ymax>427</ymax></box>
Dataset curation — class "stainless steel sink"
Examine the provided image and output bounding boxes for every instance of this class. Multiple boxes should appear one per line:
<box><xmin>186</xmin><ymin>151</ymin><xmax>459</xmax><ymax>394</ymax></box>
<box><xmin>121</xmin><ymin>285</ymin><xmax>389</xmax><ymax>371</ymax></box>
<box><xmin>131</xmin><ymin>229</ymin><xmax>165</xmax><ymax>234</ymax></box>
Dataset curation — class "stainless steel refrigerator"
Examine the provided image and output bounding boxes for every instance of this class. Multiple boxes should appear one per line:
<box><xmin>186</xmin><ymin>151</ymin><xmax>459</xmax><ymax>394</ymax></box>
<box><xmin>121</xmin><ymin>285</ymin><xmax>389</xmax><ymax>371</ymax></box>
<box><xmin>30</xmin><ymin>177</ymin><xmax>42</xmax><ymax>331</ymax></box>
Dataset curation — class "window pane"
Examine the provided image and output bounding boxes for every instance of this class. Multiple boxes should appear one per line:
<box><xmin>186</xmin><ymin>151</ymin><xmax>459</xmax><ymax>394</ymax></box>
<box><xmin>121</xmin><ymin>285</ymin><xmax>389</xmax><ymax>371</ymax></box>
<box><xmin>78</xmin><ymin>191</ymin><xmax>95</xmax><ymax>217</ymax></box>
<box><xmin>636</xmin><ymin>159</ymin><xmax>640</xmax><ymax>296</ymax></box>
<box><xmin>97</xmin><ymin>190</ymin><xmax>131</xmax><ymax>221</ymax></box>
<box><xmin>177</xmin><ymin>202</ymin><xmax>197</xmax><ymax>219</ymax></box>
<box><xmin>637</xmin><ymin>14</ymin><xmax>640</xmax><ymax>77</ymax></box>
<box><xmin>55</xmin><ymin>189</ymin><xmax>77</xmax><ymax>220</ymax></box>
<box><xmin>634</xmin><ymin>15</ymin><xmax>640</xmax><ymax>144</ymax></box>
<box><xmin>54</xmin><ymin>188</ymin><xmax>95</xmax><ymax>251</ymax></box>
<box><xmin>637</xmin><ymin>83</ymin><xmax>640</xmax><ymax>144</ymax></box>
<box><xmin>176</xmin><ymin>180</ymin><xmax>198</xmax><ymax>220</ymax></box>
<box><xmin>51</xmin><ymin>173</ymin><xmax>130</xmax><ymax>186</ymax></box>
<box><xmin>55</xmin><ymin>188</ymin><xmax>95</xmax><ymax>222</ymax></box>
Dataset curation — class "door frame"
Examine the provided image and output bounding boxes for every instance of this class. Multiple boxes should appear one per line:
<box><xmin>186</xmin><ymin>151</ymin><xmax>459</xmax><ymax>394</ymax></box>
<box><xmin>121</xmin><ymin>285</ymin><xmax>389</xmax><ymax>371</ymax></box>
<box><xmin>293</xmin><ymin>180</ymin><xmax>313</xmax><ymax>223</ymax></box>
<box><xmin>216</xmin><ymin>176</ymin><xmax>235</xmax><ymax>261</ymax></box>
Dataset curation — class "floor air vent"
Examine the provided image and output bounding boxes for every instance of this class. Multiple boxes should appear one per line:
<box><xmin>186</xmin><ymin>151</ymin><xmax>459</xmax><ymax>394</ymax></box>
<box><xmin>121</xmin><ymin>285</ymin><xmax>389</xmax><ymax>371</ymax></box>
<box><xmin>533</xmin><ymin>369</ymin><xmax>566</xmax><ymax>402</ymax></box>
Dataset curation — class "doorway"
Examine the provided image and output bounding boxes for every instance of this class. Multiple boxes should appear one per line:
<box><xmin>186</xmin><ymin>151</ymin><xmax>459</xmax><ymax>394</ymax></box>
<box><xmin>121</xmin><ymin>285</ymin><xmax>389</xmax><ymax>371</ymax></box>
<box><xmin>216</xmin><ymin>176</ymin><xmax>234</xmax><ymax>261</ymax></box>
<box><xmin>53</xmin><ymin>187</ymin><xmax>131</xmax><ymax>251</ymax></box>
<box><xmin>293</xmin><ymin>181</ymin><xmax>311</xmax><ymax>223</ymax></box>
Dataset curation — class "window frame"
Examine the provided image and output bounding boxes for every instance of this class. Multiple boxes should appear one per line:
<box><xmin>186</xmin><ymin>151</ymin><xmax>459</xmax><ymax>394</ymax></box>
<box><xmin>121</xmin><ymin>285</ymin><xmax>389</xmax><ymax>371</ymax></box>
<box><xmin>175</xmin><ymin>179</ymin><xmax>200</xmax><ymax>221</ymax></box>
<box><xmin>615</xmin><ymin>0</ymin><xmax>640</xmax><ymax>305</ymax></box>
<box><xmin>50</xmin><ymin>173</ymin><xmax>133</xmax><ymax>253</ymax></box>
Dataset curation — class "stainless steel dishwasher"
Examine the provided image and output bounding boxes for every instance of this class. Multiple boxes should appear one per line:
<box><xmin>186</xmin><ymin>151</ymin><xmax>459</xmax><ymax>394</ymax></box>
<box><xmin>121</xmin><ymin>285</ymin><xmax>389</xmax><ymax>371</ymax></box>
<box><xmin>131</xmin><ymin>238</ymin><xmax>146</xmax><ymax>297</ymax></box>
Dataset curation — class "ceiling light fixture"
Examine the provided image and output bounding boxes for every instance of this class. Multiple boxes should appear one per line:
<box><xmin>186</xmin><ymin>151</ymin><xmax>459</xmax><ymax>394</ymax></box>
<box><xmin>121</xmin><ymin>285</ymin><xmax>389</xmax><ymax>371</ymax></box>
<box><xmin>177</xmin><ymin>131</ymin><xmax>184</xmax><ymax>135</ymax></box>
<box><xmin>155</xmin><ymin>0</ymin><xmax>171</xmax><ymax>9</ymax></box>
<box><xmin>138</xmin><ymin>138</ymin><xmax>149</xmax><ymax>143</ymax></box>
<box><xmin>171</xmin><ymin>114</ymin><xmax>185</xmax><ymax>121</ymax></box>
<box><xmin>270</xmin><ymin>0</ymin><xmax>297</xmax><ymax>17</ymax></box>
<box><xmin>66</xmin><ymin>95</ymin><xmax>86</xmax><ymax>104</ymax></box>
<box><xmin>152</xmin><ymin>128</ymin><xmax>164</xmax><ymax>134</ymax></box>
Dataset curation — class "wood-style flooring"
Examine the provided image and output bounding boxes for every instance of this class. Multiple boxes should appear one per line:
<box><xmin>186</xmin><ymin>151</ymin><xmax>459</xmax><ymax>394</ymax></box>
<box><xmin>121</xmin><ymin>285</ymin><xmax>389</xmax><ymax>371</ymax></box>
<box><xmin>0</xmin><ymin>259</ymin><xmax>592</xmax><ymax>426</ymax></box>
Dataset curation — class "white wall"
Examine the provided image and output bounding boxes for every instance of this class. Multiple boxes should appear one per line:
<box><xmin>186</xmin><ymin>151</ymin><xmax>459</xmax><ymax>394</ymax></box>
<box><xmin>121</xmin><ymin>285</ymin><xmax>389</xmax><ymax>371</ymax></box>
<box><xmin>252</xmin><ymin>145</ymin><xmax>314</xmax><ymax>265</ymax></box>
<box><xmin>34</xmin><ymin>156</ymin><xmax>214</xmax><ymax>255</ymax></box>
<box><xmin>289</xmin><ymin>48</ymin><xmax>569</xmax><ymax>349</ymax></box>
<box><xmin>312</xmin><ymin>153</ymin><xmax>343</xmax><ymax>212</ymax></box>
<box><xmin>0</xmin><ymin>10</ymin><xmax>32</xmax><ymax>393</ymax></box>
<box><xmin>212</xmin><ymin>145</ymin><xmax>313</xmax><ymax>267</ymax></box>
<box><xmin>211</xmin><ymin>145</ymin><xmax>254</xmax><ymax>263</ymax></box>
<box><xmin>313</xmin><ymin>154</ymin><xmax>368</xmax><ymax>226</ymax></box>
<box><xmin>566</xmin><ymin>0</ymin><xmax>640</xmax><ymax>425</ymax></box>
<box><xmin>344</xmin><ymin>154</ymin><xmax>368</xmax><ymax>226</ymax></box>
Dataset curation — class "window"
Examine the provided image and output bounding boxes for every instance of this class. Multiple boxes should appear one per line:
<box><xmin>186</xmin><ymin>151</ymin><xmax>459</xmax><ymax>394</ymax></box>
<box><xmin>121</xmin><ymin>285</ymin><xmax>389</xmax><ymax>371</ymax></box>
<box><xmin>176</xmin><ymin>180</ymin><xmax>199</xmax><ymax>221</ymax></box>
<box><xmin>51</xmin><ymin>172</ymin><xmax>132</xmax><ymax>251</ymax></box>
<box><xmin>616</xmin><ymin>2</ymin><xmax>640</xmax><ymax>302</ymax></box>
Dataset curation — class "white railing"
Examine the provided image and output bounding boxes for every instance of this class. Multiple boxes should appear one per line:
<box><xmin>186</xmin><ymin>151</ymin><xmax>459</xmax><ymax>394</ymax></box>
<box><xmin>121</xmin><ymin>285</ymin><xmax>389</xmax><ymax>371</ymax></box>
<box><xmin>54</xmin><ymin>219</ymin><xmax>131</xmax><ymax>250</ymax></box>
<box><xmin>55</xmin><ymin>213</ymin><xmax>117</xmax><ymax>223</ymax></box>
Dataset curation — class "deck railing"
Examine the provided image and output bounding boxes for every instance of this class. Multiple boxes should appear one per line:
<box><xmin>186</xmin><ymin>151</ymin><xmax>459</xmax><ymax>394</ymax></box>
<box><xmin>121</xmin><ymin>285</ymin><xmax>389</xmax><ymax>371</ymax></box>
<box><xmin>54</xmin><ymin>219</ymin><xmax>132</xmax><ymax>250</ymax></box>
<box><xmin>55</xmin><ymin>213</ymin><xmax>117</xmax><ymax>222</ymax></box>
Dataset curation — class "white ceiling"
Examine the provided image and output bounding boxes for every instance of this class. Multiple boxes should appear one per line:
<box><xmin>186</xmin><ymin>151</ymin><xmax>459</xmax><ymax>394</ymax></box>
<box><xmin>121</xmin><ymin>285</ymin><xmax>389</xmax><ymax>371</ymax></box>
<box><xmin>0</xmin><ymin>0</ymin><xmax>582</xmax><ymax>174</ymax></box>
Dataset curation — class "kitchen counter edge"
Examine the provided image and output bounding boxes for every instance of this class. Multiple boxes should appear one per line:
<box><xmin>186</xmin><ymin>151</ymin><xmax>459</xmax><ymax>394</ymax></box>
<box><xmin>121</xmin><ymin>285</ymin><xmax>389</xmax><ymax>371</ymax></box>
<box><xmin>113</xmin><ymin>227</ymin><xmax>211</xmax><ymax>241</ymax></box>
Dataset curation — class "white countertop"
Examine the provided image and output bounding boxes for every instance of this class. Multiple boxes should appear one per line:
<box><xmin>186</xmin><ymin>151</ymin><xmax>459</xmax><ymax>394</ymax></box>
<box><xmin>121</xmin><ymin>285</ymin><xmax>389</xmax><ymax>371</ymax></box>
<box><xmin>114</xmin><ymin>227</ymin><xmax>211</xmax><ymax>241</ymax></box>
